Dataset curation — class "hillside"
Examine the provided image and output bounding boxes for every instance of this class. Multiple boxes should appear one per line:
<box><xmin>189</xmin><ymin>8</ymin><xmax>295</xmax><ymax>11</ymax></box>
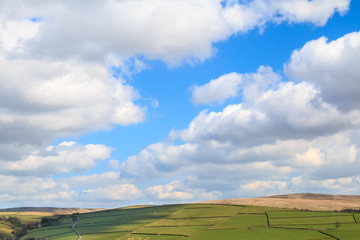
<box><xmin>0</xmin><ymin>207</ymin><xmax>103</xmax><ymax>214</ymax></box>
<box><xmin>17</xmin><ymin>203</ymin><xmax>360</xmax><ymax>240</ymax></box>
<box><xmin>1</xmin><ymin>194</ymin><xmax>360</xmax><ymax>239</ymax></box>
<box><xmin>203</xmin><ymin>193</ymin><xmax>360</xmax><ymax>211</ymax></box>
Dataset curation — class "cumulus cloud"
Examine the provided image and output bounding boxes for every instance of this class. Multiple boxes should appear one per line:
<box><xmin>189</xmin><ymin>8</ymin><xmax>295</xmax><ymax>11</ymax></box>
<box><xmin>0</xmin><ymin>0</ymin><xmax>355</xmax><ymax>206</ymax></box>
<box><xmin>223</xmin><ymin>0</ymin><xmax>349</xmax><ymax>33</ymax></box>
<box><xmin>111</xmin><ymin>31</ymin><xmax>360</xmax><ymax>200</ymax></box>
<box><xmin>64</xmin><ymin>172</ymin><xmax>124</xmax><ymax>189</ymax></box>
<box><xmin>147</xmin><ymin>180</ymin><xmax>221</xmax><ymax>202</ymax></box>
<box><xmin>241</xmin><ymin>180</ymin><xmax>287</xmax><ymax>193</ymax></box>
<box><xmin>147</xmin><ymin>181</ymin><xmax>194</xmax><ymax>201</ymax></box>
<box><xmin>184</xmin><ymin>82</ymin><xmax>360</xmax><ymax>147</ymax></box>
<box><xmin>0</xmin><ymin>53</ymin><xmax>144</xmax><ymax>161</ymax></box>
<box><xmin>190</xmin><ymin>66</ymin><xmax>281</xmax><ymax>105</ymax></box>
<box><xmin>81</xmin><ymin>184</ymin><xmax>144</xmax><ymax>202</ymax></box>
<box><xmin>0</xmin><ymin>0</ymin><xmax>350</xmax><ymax>163</ymax></box>
<box><xmin>285</xmin><ymin>31</ymin><xmax>360</xmax><ymax>111</ymax></box>
<box><xmin>113</xmin><ymin>143</ymin><xmax>198</xmax><ymax>180</ymax></box>
<box><xmin>1</xmin><ymin>141</ymin><xmax>112</xmax><ymax>176</ymax></box>
<box><xmin>0</xmin><ymin>0</ymin><xmax>349</xmax><ymax>65</ymax></box>
<box><xmin>0</xmin><ymin>174</ymin><xmax>74</xmax><ymax>206</ymax></box>
<box><xmin>191</xmin><ymin>72</ymin><xmax>242</xmax><ymax>105</ymax></box>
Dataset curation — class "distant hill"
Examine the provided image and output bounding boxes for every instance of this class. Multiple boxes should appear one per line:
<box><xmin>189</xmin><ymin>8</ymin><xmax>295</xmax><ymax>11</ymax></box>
<box><xmin>202</xmin><ymin>193</ymin><xmax>360</xmax><ymax>211</ymax></box>
<box><xmin>0</xmin><ymin>207</ymin><xmax>103</xmax><ymax>214</ymax></box>
<box><xmin>266</xmin><ymin>193</ymin><xmax>360</xmax><ymax>201</ymax></box>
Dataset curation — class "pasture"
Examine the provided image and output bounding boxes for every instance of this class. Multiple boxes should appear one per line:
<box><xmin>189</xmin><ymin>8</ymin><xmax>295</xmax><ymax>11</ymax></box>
<box><xmin>16</xmin><ymin>204</ymin><xmax>360</xmax><ymax>240</ymax></box>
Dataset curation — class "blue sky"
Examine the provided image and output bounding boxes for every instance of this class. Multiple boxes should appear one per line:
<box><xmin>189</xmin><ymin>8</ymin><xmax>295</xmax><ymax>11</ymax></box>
<box><xmin>1</xmin><ymin>0</ymin><xmax>360</xmax><ymax>208</ymax></box>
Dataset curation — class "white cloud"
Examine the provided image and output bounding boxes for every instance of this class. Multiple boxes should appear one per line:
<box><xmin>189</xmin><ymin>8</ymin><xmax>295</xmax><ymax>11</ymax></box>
<box><xmin>0</xmin><ymin>174</ymin><xmax>75</xmax><ymax>205</ymax></box>
<box><xmin>290</xmin><ymin>176</ymin><xmax>358</xmax><ymax>194</ymax></box>
<box><xmin>0</xmin><ymin>0</ymin><xmax>349</xmax><ymax>65</ymax></box>
<box><xmin>147</xmin><ymin>181</ymin><xmax>193</xmax><ymax>201</ymax></box>
<box><xmin>0</xmin><ymin>0</ymin><xmax>355</xmax><ymax>206</ymax></box>
<box><xmin>0</xmin><ymin>53</ymin><xmax>145</xmax><ymax>161</ymax></box>
<box><xmin>190</xmin><ymin>66</ymin><xmax>281</xmax><ymax>105</ymax></box>
<box><xmin>65</xmin><ymin>172</ymin><xmax>123</xmax><ymax>189</ymax></box>
<box><xmin>0</xmin><ymin>19</ymin><xmax>40</xmax><ymax>53</ymax></box>
<box><xmin>147</xmin><ymin>180</ymin><xmax>221</xmax><ymax>202</ymax></box>
<box><xmin>223</xmin><ymin>0</ymin><xmax>349</xmax><ymax>33</ymax></box>
<box><xmin>191</xmin><ymin>72</ymin><xmax>242</xmax><ymax>105</ymax></box>
<box><xmin>296</xmin><ymin>147</ymin><xmax>324</xmax><ymax>167</ymax></box>
<box><xmin>269</xmin><ymin>0</ymin><xmax>350</xmax><ymax>25</ymax></box>
<box><xmin>0</xmin><ymin>0</ymin><xmax>351</xmax><ymax>168</ymax></box>
<box><xmin>285</xmin><ymin>31</ymin><xmax>360</xmax><ymax>111</ymax></box>
<box><xmin>183</xmin><ymin>81</ymin><xmax>360</xmax><ymax>147</ymax></box>
<box><xmin>1</xmin><ymin>141</ymin><xmax>112</xmax><ymax>176</ymax></box>
<box><xmin>81</xmin><ymin>184</ymin><xmax>144</xmax><ymax>202</ymax></box>
<box><xmin>111</xmin><ymin>31</ymin><xmax>360</xmax><ymax>200</ymax></box>
<box><xmin>190</xmin><ymin>64</ymin><xmax>284</xmax><ymax>110</ymax></box>
<box><xmin>241</xmin><ymin>180</ymin><xmax>287</xmax><ymax>192</ymax></box>
<box><xmin>115</xmin><ymin>142</ymin><xmax>198</xmax><ymax>180</ymax></box>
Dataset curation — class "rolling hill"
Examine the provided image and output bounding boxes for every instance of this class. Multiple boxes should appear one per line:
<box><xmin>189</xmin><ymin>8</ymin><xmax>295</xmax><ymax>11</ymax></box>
<box><xmin>202</xmin><ymin>193</ymin><xmax>360</xmax><ymax>211</ymax></box>
<box><xmin>0</xmin><ymin>207</ymin><xmax>104</xmax><ymax>214</ymax></box>
<box><xmin>1</xmin><ymin>193</ymin><xmax>360</xmax><ymax>240</ymax></box>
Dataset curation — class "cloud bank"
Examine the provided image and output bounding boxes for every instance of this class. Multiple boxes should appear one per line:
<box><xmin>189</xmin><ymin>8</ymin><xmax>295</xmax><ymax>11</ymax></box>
<box><xmin>0</xmin><ymin>0</ymin><xmax>356</xmax><ymax>207</ymax></box>
<box><xmin>113</xmin><ymin>31</ymin><xmax>360</xmax><ymax>201</ymax></box>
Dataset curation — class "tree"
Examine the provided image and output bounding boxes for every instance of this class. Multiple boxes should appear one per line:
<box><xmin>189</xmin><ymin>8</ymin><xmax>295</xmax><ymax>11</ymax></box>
<box><xmin>335</xmin><ymin>221</ymin><xmax>341</xmax><ymax>229</ymax></box>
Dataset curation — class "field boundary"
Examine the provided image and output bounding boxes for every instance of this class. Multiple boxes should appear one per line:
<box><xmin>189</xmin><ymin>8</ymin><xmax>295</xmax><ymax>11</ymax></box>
<box><xmin>318</xmin><ymin>230</ymin><xmax>340</xmax><ymax>240</ymax></box>
<box><xmin>265</xmin><ymin>212</ymin><xmax>270</xmax><ymax>227</ymax></box>
<box><xmin>269</xmin><ymin>214</ymin><xmax>351</xmax><ymax>219</ymax></box>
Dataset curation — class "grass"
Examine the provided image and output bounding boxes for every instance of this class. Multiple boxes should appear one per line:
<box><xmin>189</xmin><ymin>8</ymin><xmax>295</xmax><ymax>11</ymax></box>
<box><xmin>0</xmin><ymin>222</ymin><xmax>15</xmax><ymax>239</ymax></box>
<box><xmin>268</xmin><ymin>210</ymin><xmax>351</xmax><ymax>218</ymax></box>
<box><xmin>187</xmin><ymin>228</ymin><xmax>329</xmax><ymax>240</ymax></box>
<box><xmin>0</xmin><ymin>211</ymin><xmax>54</xmax><ymax>221</ymax></box>
<box><xmin>323</xmin><ymin>224</ymin><xmax>360</xmax><ymax>239</ymax></box>
<box><xmin>19</xmin><ymin>204</ymin><xmax>360</xmax><ymax>240</ymax></box>
<box><xmin>354</xmin><ymin>213</ymin><xmax>360</xmax><ymax>223</ymax></box>
<box><xmin>270</xmin><ymin>215</ymin><xmax>355</xmax><ymax>226</ymax></box>
<box><xmin>207</xmin><ymin>214</ymin><xmax>268</xmax><ymax>230</ymax></box>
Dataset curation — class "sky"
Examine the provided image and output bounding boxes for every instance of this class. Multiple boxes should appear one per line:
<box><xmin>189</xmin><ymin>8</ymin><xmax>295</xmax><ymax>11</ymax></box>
<box><xmin>0</xmin><ymin>0</ymin><xmax>360</xmax><ymax>208</ymax></box>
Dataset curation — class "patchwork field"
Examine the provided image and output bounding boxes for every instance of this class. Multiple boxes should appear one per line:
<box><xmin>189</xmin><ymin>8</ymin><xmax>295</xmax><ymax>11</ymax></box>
<box><xmin>9</xmin><ymin>203</ymin><xmax>359</xmax><ymax>240</ymax></box>
<box><xmin>0</xmin><ymin>211</ymin><xmax>55</xmax><ymax>239</ymax></box>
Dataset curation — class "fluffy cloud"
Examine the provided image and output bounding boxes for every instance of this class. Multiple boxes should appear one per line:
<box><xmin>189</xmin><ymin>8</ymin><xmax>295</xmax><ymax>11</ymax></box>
<box><xmin>0</xmin><ymin>0</ymin><xmax>355</xmax><ymax>207</ymax></box>
<box><xmin>0</xmin><ymin>174</ymin><xmax>74</xmax><ymax>206</ymax></box>
<box><xmin>223</xmin><ymin>0</ymin><xmax>349</xmax><ymax>33</ymax></box>
<box><xmin>112</xmin><ymin>130</ymin><xmax>360</xmax><ymax>199</ymax></box>
<box><xmin>0</xmin><ymin>0</ymin><xmax>349</xmax><ymax>65</ymax></box>
<box><xmin>0</xmin><ymin>0</ymin><xmax>350</xmax><ymax>162</ymax></box>
<box><xmin>111</xmin><ymin>31</ymin><xmax>360</xmax><ymax>200</ymax></box>
<box><xmin>191</xmin><ymin>73</ymin><xmax>242</xmax><ymax>105</ymax></box>
<box><xmin>64</xmin><ymin>172</ymin><xmax>124</xmax><ymax>189</ymax></box>
<box><xmin>81</xmin><ymin>184</ymin><xmax>144</xmax><ymax>202</ymax></box>
<box><xmin>285</xmin><ymin>31</ymin><xmax>360</xmax><ymax>111</ymax></box>
<box><xmin>184</xmin><ymin>82</ymin><xmax>360</xmax><ymax>147</ymax></box>
<box><xmin>241</xmin><ymin>180</ymin><xmax>287</xmax><ymax>193</ymax></box>
<box><xmin>0</xmin><ymin>53</ymin><xmax>144</xmax><ymax>161</ymax></box>
<box><xmin>191</xmin><ymin>66</ymin><xmax>281</xmax><ymax>105</ymax></box>
<box><xmin>1</xmin><ymin>141</ymin><xmax>112</xmax><ymax>176</ymax></box>
<box><xmin>147</xmin><ymin>181</ymin><xmax>193</xmax><ymax>201</ymax></box>
<box><xmin>147</xmin><ymin>180</ymin><xmax>221</xmax><ymax>202</ymax></box>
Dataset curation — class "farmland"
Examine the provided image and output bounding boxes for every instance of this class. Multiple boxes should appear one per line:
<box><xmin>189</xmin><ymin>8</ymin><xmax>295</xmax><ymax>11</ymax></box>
<box><xmin>7</xmin><ymin>203</ymin><xmax>358</xmax><ymax>240</ymax></box>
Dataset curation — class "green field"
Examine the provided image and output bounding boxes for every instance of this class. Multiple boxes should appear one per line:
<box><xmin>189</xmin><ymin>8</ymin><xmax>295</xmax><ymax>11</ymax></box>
<box><xmin>0</xmin><ymin>221</ymin><xmax>15</xmax><ymax>238</ymax></box>
<box><xmin>0</xmin><ymin>212</ymin><xmax>54</xmax><ymax>239</ymax></box>
<box><xmin>10</xmin><ymin>204</ymin><xmax>359</xmax><ymax>240</ymax></box>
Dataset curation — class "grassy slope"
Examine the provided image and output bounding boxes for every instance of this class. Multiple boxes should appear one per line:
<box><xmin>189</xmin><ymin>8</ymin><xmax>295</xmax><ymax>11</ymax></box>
<box><xmin>0</xmin><ymin>221</ymin><xmax>16</xmax><ymax>239</ymax></box>
<box><xmin>19</xmin><ymin>204</ymin><xmax>360</xmax><ymax>240</ymax></box>
<box><xmin>0</xmin><ymin>211</ymin><xmax>56</xmax><ymax>239</ymax></box>
<box><xmin>204</xmin><ymin>193</ymin><xmax>360</xmax><ymax>211</ymax></box>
